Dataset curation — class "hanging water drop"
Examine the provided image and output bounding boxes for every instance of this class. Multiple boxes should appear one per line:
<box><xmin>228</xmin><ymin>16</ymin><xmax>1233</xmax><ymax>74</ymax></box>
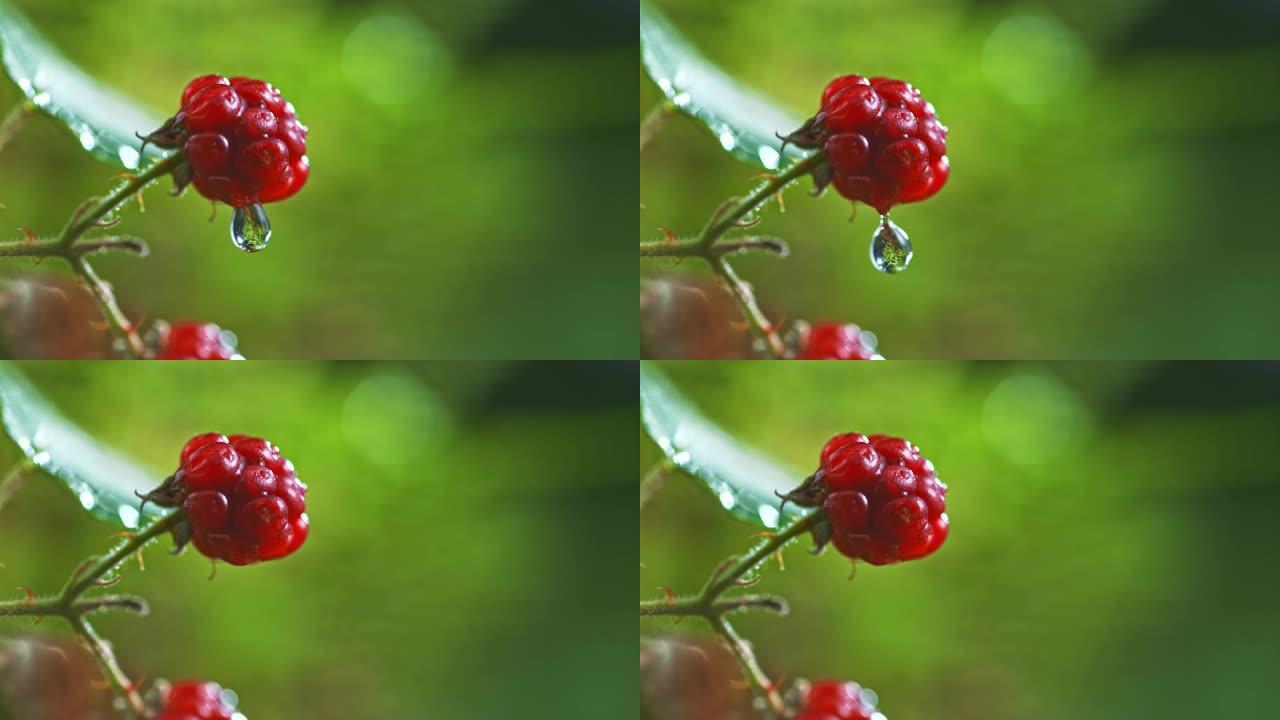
<box><xmin>870</xmin><ymin>215</ymin><xmax>912</xmax><ymax>273</ymax></box>
<box><xmin>230</xmin><ymin>203</ymin><xmax>272</xmax><ymax>252</ymax></box>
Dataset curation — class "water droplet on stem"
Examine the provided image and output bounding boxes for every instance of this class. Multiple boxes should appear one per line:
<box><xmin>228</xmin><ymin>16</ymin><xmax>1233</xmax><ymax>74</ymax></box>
<box><xmin>870</xmin><ymin>215</ymin><xmax>912</xmax><ymax>273</ymax></box>
<box><xmin>230</xmin><ymin>203</ymin><xmax>272</xmax><ymax>252</ymax></box>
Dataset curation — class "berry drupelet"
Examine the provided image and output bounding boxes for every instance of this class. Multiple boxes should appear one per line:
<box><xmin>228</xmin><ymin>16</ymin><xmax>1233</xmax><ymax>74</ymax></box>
<box><xmin>784</xmin><ymin>74</ymin><xmax>949</xmax><ymax>215</ymax></box>
<box><xmin>795</xmin><ymin>679</ymin><xmax>883</xmax><ymax>720</ymax></box>
<box><xmin>155</xmin><ymin>680</ymin><xmax>237</xmax><ymax>720</ymax></box>
<box><xmin>797</xmin><ymin>322</ymin><xmax>882</xmax><ymax>360</ymax></box>
<box><xmin>146</xmin><ymin>433</ymin><xmax>308</xmax><ymax>566</ymax></box>
<box><xmin>144</xmin><ymin>74</ymin><xmax>309</xmax><ymax>208</ymax></box>
<box><xmin>155</xmin><ymin>321</ymin><xmax>241</xmax><ymax>360</ymax></box>
<box><xmin>784</xmin><ymin>432</ymin><xmax>948</xmax><ymax>566</ymax></box>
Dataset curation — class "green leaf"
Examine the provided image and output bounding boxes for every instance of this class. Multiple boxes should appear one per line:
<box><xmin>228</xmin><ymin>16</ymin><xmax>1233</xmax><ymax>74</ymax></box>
<box><xmin>640</xmin><ymin>362</ymin><xmax>804</xmax><ymax>528</ymax></box>
<box><xmin>0</xmin><ymin>362</ymin><xmax>163</xmax><ymax>528</ymax></box>
<box><xmin>640</xmin><ymin>0</ymin><xmax>810</xmax><ymax>171</ymax></box>
<box><xmin>0</xmin><ymin>0</ymin><xmax>166</xmax><ymax>170</ymax></box>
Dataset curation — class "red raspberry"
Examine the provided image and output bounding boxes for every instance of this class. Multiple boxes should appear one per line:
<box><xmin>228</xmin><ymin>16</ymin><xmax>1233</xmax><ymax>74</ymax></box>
<box><xmin>795</xmin><ymin>679</ymin><xmax>880</xmax><ymax>720</ymax></box>
<box><xmin>798</xmin><ymin>322</ymin><xmax>881</xmax><ymax>360</ymax></box>
<box><xmin>169</xmin><ymin>433</ymin><xmax>308</xmax><ymax>565</ymax></box>
<box><xmin>156</xmin><ymin>321</ymin><xmax>241</xmax><ymax>360</ymax></box>
<box><xmin>788</xmin><ymin>74</ymin><xmax>949</xmax><ymax>214</ymax></box>
<box><xmin>156</xmin><ymin>680</ymin><xmax>236</xmax><ymax>720</ymax></box>
<box><xmin>817</xmin><ymin>433</ymin><xmax>948</xmax><ymax>565</ymax></box>
<box><xmin>152</xmin><ymin>74</ymin><xmax>309</xmax><ymax>208</ymax></box>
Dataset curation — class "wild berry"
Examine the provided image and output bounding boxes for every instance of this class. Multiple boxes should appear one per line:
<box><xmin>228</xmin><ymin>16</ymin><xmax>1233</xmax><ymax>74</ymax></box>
<box><xmin>145</xmin><ymin>75</ymin><xmax>309</xmax><ymax>208</ymax></box>
<box><xmin>147</xmin><ymin>433</ymin><xmax>308</xmax><ymax>566</ymax></box>
<box><xmin>795</xmin><ymin>679</ymin><xmax>882</xmax><ymax>720</ymax></box>
<box><xmin>784</xmin><ymin>74</ymin><xmax>949</xmax><ymax>214</ymax></box>
<box><xmin>798</xmin><ymin>322</ymin><xmax>881</xmax><ymax>360</ymax></box>
<box><xmin>155</xmin><ymin>321</ymin><xmax>241</xmax><ymax>360</ymax></box>
<box><xmin>155</xmin><ymin>680</ymin><xmax>236</xmax><ymax>720</ymax></box>
<box><xmin>784</xmin><ymin>433</ymin><xmax>948</xmax><ymax>566</ymax></box>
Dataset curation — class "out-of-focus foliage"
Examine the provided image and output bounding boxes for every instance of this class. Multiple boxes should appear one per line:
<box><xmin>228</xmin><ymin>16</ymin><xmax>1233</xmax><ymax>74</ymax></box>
<box><xmin>640</xmin><ymin>0</ymin><xmax>1280</xmax><ymax>358</ymax></box>
<box><xmin>0</xmin><ymin>0</ymin><xmax>633</xmax><ymax>359</ymax></box>
<box><xmin>0</xmin><ymin>361</ymin><xmax>634</xmax><ymax>718</ymax></box>
<box><xmin>641</xmin><ymin>361</ymin><xmax>1280</xmax><ymax>719</ymax></box>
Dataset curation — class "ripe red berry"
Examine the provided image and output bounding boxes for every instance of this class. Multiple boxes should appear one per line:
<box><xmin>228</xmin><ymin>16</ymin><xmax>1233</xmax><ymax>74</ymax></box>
<box><xmin>796</xmin><ymin>679</ymin><xmax>880</xmax><ymax>720</ymax></box>
<box><xmin>156</xmin><ymin>680</ymin><xmax>236</xmax><ymax>720</ymax></box>
<box><xmin>790</xmin><ymin>74</ymin><xmax>949</xmax><ymax>214</ymax></box>
<box><xmin>816</xmin><ymin>433</ymin><xmax>948</xmax><ymax>565</ymax></box>
<box><xmin>798</xmin><ymin>322</ymin><xmax>881</xmax><ymax>360</ymax></box>
<box><xmin>168</xmin><ymin>433</ymin><xmax>308</xmax><ymax>565</ymax></box>
<box><xmin>156</xmin><ymin>321</ymin><xmax>241</xmax><ymax>360</ymax></box>
<box><xmin>158</xmin><ymin>74</ymin><xmax>309</xmax><ymax>207</ymax></box>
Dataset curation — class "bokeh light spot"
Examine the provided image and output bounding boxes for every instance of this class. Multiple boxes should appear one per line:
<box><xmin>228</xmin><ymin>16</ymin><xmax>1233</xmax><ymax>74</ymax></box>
<box><xmin>982</xmin><ymin>10</ymin><xmax>1083</xmax><ymax>106</ymax></box>
<box><xmin>982</xmin><ymin>371</ymin><xmax>1087</xmax><ymax>466</ymax></box>
<box><xmin>342</xmin><ymin>11</ymin><xmax>449</xmax><ymax>106</ymax></box>
<box><xmin>342</xmin><ymin>371</ymin><xmax>449</xmax><ymax>467</ymax></box>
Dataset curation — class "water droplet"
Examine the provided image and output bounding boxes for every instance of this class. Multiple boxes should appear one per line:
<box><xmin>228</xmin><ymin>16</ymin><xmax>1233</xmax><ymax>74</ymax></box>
<box><xmin>870</xmin><ymin>216</ymin><xmax>913</xmax><ymax>273</ymax></box>
<box><xmin>77</xmin><ymin>487</ymin><xmax>95</xmax><ymax>510</ymax></box>
<box><xmin>758</xmin><ymin>504</ymin><xmax>780</xmax><ymax>528</ymax></box>
<box><xmin>230</xmin><ymin>204</ymin><xmax>272</xmax><ymax>252</ymax></box>
<box><xmin>118</xmin><ymin>505</ymin><xmax>140</xmax><ymax>528</ymax></box>
<box><xmin>118</xmin><ymin>145</ymin><xmax>140</xmax><ymax>169</ymax></box>
<box><xmin>717</xmin><ymin>487</ymin><xmax>736</xmax><ymax>510</ymax></box>
<box><xmin>757</xmin><ymin>145</ymin><xmax>780</xmax><ymax>169</ymax></box>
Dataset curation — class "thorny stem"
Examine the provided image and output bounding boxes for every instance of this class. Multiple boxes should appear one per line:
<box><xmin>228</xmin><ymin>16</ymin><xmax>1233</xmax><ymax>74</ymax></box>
<box><xmin>711</xmin><ymin>614</ymin><xmax>783</xmax><ymax>719</ymax></box>
<box><xmin>640</xmin><ymin>460</ymin><xmax>675</xmax><ymax>510</ymax></box>
<box><xmin>696</xmin><ymin>154</ymin><xmax>822</xmax><ymax>250</ymax></box>
<box><xmin>0</xmin><ymin>460</ymin><xmax>36</xmax><ymax>514</ymax></box>
<box><xmin>69</xmin><ymin>614</ymin><xmax>145</xmax><ymax>719</ymax></box>
<box><xmin>640</xmin><ymin>154</ymin><xmax>823</xmax><ymax>359</ymax></box>
<box><xmin>0</xmin><ymin>511</ymin><xmax>181</xmax><ymax>718</ymax></box>
<box><xmin>0</xmin><ymin>154</ymin><xmax>178</xmax><ymax>358</ymax></box>
<box><xmin>0</xmin><ymin>100</ymin><xmax>35</xmax><ymax>158</ymax></box>
<box><xmin>59</xmin><ymin>153</ymin><xmax>182</xmax><ymax>246</ymax></box>
<box><xmin>639</xmin><ymin>511</ymin><xmax>822</xmax><ymax>718</ymax></box>
<box><xmin>711</xmin><ymin>257</ymin><xmax>786</xmax><ymax>359</ymax></box>
<box><xmin>640</xmin><ymin>100</ymin><xmax>675</xmax><ymax>153</ymax></box>
<box><xmin>69</xmin><ymin>255</ymin><xmax>146</xmax><ymax>358</ymax></box>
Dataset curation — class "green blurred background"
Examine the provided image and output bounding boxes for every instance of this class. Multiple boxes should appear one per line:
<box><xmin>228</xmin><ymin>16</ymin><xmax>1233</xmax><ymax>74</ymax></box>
<box><xmin>641</xmin><ymin>361</ymin><xmax>1280</xmax><ymax>719</ymax></box>
<box><xmin>0</xmin><ymin>360</ymin><xmax>634</xmax><ymax>718</ymax></box>
<box><xmin>0</xmin><ymin>0</ymin><xmax>633</xmax><ymax>359</ymax></box>
<box><xmin>640</xmin><ymin>0</ymin><xmax>1280</xmax><ymax>358</ymax></box>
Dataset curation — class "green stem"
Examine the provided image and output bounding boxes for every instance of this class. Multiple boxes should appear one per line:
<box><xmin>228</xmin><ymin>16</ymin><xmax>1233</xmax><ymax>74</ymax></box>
<box><xmin>0</xmin><ymin>513</ymin><xmax>176</xmax><ymax>718</ymax></box>
<box><xmin>640</xmin><ymin>512</ymin><xmax>819</xmax><ymax>719</ymax></box>
<box><xmin>59</xmin><ymin>153</ymin><xmax>182</xmax><ymax>246</ymax></box>
<box><xmin>640</xmin><ymin>460</ymin><xmax>674</xmax><ymax>510</ymax></box>
<box><xmin>710</xmin><ymin>614</ymin><xmax>785</xmax><ymax>719</ymax></box>
<box><xmin>710</xmin><ymin>257</ymin><xmax>786</xmax><ymax>359</ymax></box>
<box><xmin>702</xmin><ymin>511</ymin><xmax>820</xmax><ymax>600</ymax></box>
<box><xmin>69</xmin><ymin>255</ymin><xmax>146</xmax><ymax>359</ymax></box>
<box><xmin>640</xmin><ymin>155</ymin><xmax>821</xmax><ymax>359</ymax></box>
<box><xmin>60</xmin><ymin>512</ymin><xmax>181</xmax><ymax>601</ymax></box>
<box><xmin>69</xmin><ymin>615</ymin><xmax>145</xmax><ymax>719</ymax></box>
<box><xmin>0</xmin><ymin>100</ymin><xmax>34</xmax><ymax>159</ymax></box>
<box><xmin>696</xmin><ymin>154</ymin><xmax>821</xmax><ymax>250</ymax></box>
<box><xmin>0</xmin><ymin>461</ymin><xmax>35</xmax><ymax>514</ymax></box>
<box><xmin>0</xmin><ymin>154</ymin><xmax>179</xmax><ymax>358</ymax></box>
<box><xmin>640</xmin><ymin>100</ymin><xmax>675</xmax><ymax>153</ymax></box>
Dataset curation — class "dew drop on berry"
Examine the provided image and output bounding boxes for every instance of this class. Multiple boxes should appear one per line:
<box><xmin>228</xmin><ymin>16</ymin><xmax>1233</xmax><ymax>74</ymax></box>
<box><xmin>870</xmin><ymin>216</ymin><xmax>912</xmax><ymax>274</ymax></box>
<box><xmin>231</xmin><ymin>203</ymin><xmax>271</xmax><ymax>252</ymax></box>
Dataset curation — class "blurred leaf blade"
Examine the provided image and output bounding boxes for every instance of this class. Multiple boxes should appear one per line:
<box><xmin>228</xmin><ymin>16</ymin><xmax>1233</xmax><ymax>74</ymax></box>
<box><xmin>640</xmin><ymin>362</ymin><xmax>803</xmax><ymax>527</ymax></box>
<box><xmin>639</xmin><ymin>0</ymin><xmax>809</xmax><ymax>171</ymax></box>
<box><xmin>0</xmin><ymin>0</ymin><xmax>165</xmax><ymax>170</ymax></box>
<box><xmin>0</xmin><ymin>362</ymin><xmax>163</xmax><ymax>528</ymax></box>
